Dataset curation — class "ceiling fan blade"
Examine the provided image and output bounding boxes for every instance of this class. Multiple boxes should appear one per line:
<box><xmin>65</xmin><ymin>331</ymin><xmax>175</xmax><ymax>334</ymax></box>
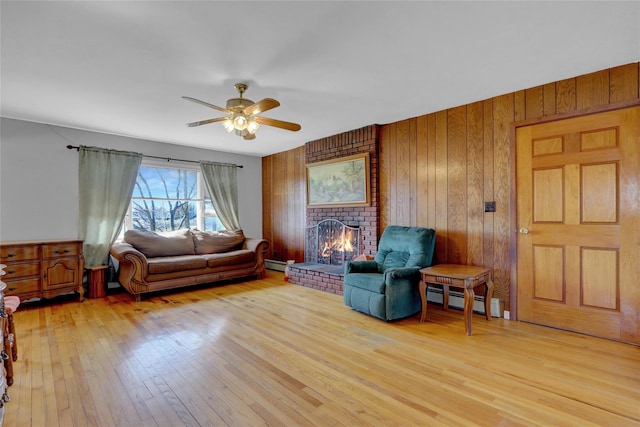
<box><xmin>244</xmin><ymin>133</ymin><xmax>256</xmax><ymax>141</ymax></box>
<box><xmin>243</xmin><ymin>98</ymin><xmax>280</xmax><ymax>116</ymax></box>
<box><xmin>182</xmin><ymin>96</ymin><xmax>230</xmax><ymax>113</ymax></box>
<box><xmin>186</xmin><ymin>117</ymin><xmax>227</xmax><ymax>127</ymax></box>
<box><xmin>254</xmin><ymin>116</ymin><xmax>301</xmax><ymax>132</ymax></box>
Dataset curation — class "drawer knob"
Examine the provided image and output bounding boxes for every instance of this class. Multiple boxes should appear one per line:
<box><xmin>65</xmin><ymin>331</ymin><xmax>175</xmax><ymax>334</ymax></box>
<box><xmin>6</xmin><ymin>253</ymin><xmax>16</xmax><ymax>258</ymax></box>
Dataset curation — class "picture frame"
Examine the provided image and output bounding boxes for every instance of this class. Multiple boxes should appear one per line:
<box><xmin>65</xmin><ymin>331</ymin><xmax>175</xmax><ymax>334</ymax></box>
<box><xmin>306</xmin><ymin>153</ymin><xmax>370</xmax><ymax>208</ymax></box>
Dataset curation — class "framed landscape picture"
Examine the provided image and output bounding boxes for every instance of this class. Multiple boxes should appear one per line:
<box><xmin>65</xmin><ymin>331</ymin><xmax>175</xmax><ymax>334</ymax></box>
<box><xmin>306</xmin><ymin>153</ymin><xmax>370</xmax><ymax>208</ymax></box>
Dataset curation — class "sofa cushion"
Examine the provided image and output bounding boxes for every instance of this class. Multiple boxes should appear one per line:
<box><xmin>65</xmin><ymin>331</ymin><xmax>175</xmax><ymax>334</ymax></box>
<box><xmin>202</xmin><ymin>250</ymin><xmax>255</xmax><ymax>268</ymax></box>
<box><xmin>192</xmin><ymin>229</ymin><xmax>245</xmax><ymax>254</ymax></box>
<box><xmin>147</xmin><ymin>255</ymin><xmax>207</xmax><ymax>274</ymax></box>
<box><xmin>124</xmin><ymin>229</ymin><xmax>196</xmax><ymax>258</ymax></box>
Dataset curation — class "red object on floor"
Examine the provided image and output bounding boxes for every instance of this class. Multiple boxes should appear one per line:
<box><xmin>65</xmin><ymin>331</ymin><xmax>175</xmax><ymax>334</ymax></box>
<box><xmin>4</xmin><ymin>296</ymin><xmax>19</xmax><ymax>315</ymax></box>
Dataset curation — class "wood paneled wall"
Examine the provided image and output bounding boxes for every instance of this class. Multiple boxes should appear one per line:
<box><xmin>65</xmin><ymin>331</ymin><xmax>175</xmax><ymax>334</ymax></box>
<box><xmin>380</xmin><ymin>99</ymin><xmax>514</xmax><ymax>305</ymax></box>
<box><xmin>262</xmin><ymin>145</ymin><xmax>306</xmax><ymax>262</ymax></box>
<box><xmin>262</xmin><ymin>62</ymin><xmax>640</xmax><ymax>306</ymax></box>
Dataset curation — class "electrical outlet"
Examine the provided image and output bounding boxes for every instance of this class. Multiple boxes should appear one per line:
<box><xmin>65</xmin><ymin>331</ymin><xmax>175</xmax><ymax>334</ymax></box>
<box><xmin>503</xmin><ymin>310</ymin><xmax>510</xmax><ymax>320</ymax></box>
<box><xmin>484</xmin><ymin>201</ymin><xmax>496</xmax><ymax>212</ymax></box>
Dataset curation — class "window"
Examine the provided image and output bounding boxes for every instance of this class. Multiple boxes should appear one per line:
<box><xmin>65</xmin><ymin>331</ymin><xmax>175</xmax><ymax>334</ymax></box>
<box><xmin>122</xmin><ymin>161</ymin><xmax>223</xmax><ymax>233</ymax></box>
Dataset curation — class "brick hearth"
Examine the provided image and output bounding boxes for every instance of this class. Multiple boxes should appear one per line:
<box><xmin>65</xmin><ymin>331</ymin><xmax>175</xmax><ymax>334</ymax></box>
<box><xmin>288</xmin><ymin>125</ymin><xmax>379</xmax><ymax>295</ymax></box>
<box><xmin>287</xmin><ymin>264</ymin><xmax>345</xmax><ymax>294</ymax></box>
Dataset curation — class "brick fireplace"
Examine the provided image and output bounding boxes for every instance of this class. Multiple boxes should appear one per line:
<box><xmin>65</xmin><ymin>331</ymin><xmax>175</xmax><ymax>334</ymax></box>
<box><xmin>287</xmin><ymin>125</ymin><xmax>379</xmax><ymax>294</ymax></box>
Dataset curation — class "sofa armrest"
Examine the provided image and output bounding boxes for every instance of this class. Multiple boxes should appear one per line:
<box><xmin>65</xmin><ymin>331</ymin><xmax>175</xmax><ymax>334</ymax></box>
<box><xmin>345</xmin><ymin>260</ymin><xmax>379</xmax><ymax>274</ymax></box>
<box><xmin>109</xmin><ymin>242</ymin><xmax>149</xmax><ymax>286</ymax></box>
<box><xmin>110</xmin><ymin>241</ymin><xmax>142</xmax><ymax>261</ymax></box>
<box><xmin>241</xmin><ymin>237</ymin><xmax>269</xmax><ymax>278</ymax></box>
<box><xmin>243</xmin><ymin>237</ymin><xmax>269</xmax><ymax>254</ymax></box>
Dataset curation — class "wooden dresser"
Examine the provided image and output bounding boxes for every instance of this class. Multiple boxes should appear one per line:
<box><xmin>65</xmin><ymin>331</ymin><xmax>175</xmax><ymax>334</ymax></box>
<box><xmin>0</xmin><ymin>240</ymin><xmax>84</xmax><ymax>301</ymax></box>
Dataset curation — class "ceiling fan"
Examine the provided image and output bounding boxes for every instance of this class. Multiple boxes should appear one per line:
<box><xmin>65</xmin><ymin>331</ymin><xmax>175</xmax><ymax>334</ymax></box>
<box><xmin>182</xmin><ymin>83</ymin><xmax>301</xmax><ymax>140</ymax></box>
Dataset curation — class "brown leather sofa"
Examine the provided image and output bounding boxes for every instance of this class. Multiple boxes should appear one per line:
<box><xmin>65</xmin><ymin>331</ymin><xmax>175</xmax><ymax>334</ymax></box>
<box><xmin>109</xmin><ymin>228</ymin><xmax>268</xmax><ymax>301</ymax></box>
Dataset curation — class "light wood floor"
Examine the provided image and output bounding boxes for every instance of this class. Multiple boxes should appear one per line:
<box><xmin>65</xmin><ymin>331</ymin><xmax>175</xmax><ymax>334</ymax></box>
<box><xmin>4</xmin><ymin>270</ymin><xmax>640</xmax><ymax>426</ymax></box>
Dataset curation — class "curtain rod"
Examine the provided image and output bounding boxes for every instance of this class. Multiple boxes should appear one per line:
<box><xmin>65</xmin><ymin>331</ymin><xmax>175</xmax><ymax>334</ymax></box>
<box><xmin>65</xmin><ymin>145</ymin><xmax>243</xmax><ymax>168</ymax></box>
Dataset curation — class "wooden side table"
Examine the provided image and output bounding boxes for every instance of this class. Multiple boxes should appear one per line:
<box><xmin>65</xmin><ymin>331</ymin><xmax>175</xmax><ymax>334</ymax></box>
<box><xmin>86</xmin><ymin>265</ymin><xmax>109</xmax><ymax>299</ymax></box>
<box><xmin>419</xmin><ymin>264</ymin><xmax>494</xmax><ymax>335</ymax></box>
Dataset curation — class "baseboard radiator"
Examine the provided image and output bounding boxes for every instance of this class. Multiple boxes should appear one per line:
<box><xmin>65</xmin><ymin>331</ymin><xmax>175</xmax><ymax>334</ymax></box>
<box><xmin>427</xmin><ymin>287</ymin><xmax>503</xmax><ymax>318</ymax></box>
<box><xmin>265</xmin><ymin>260</ymin><xmax>287</xmax><ymax>272</ymax></box>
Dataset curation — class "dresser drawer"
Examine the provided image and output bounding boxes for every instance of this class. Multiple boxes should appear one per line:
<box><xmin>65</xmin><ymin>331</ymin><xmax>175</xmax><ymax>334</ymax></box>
<box><xmin>0</xmin><ymin>245</ymin><xmax>39</xmax><ymax>262</ymax></box>
<box><xmin>4</xmin><ymin>277</ymin><xmax>40</xmax><ymax>294</ymax></box>
<box><xmin>42</xmin><ymin>243</ymin><xmax>80</xmax><ymax>259</ymax></box>
<box><xmin>2</xmin><ymin>262</ymin><xmax>39</xmax><ymax>279</ymax></box>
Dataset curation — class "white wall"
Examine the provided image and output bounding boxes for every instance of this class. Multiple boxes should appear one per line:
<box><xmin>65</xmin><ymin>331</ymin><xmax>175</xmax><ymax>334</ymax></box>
<box><xmin>0</xmin><ymin>118</ymin><xmax>263</xmax><ymax>241</ymax></box>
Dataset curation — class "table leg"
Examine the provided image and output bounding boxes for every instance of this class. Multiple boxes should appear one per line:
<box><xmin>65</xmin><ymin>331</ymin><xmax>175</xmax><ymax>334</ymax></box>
<box><xmin>419</xmin><ymin>279</ymin><xmax>428</xmax><ymax>323</ymax></box>
<box><xmin>484</xmin><ymin>279</ymin><xmax>494</xmax><ymax>320</ymax></box>
<box><xmin>464</xmin><ymin>287</ymin><xmax>475</xmax><ymax>335</ymax></box>
<box><xmin>443</xmin><ymin>285</ymin><xmax>450</xmax><ymax>311</ymax></box>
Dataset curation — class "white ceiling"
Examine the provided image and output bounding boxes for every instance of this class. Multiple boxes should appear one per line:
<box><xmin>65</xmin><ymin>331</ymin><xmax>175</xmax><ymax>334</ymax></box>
<box><xmin>2</xmin><ymin>1</ymin><xmax>639</xmax><ymax>157</ymax></box>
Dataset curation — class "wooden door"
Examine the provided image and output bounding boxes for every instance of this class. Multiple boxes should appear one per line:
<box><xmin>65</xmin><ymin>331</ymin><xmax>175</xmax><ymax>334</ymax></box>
<box><xmin>516</xmin><ymin>106</ymin><xmax>640</xmax><ymax>344</ymax></box>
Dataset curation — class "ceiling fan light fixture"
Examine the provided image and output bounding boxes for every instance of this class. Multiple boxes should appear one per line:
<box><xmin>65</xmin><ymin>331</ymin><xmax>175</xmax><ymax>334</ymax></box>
<box><xmin>233</xmin><ymin>114</ymin><xmax>248</xmax><ymax>131</ymax></box>
<box><xmin>247</xmin><ymin>119</ymin><xmax>259</xmax><ymax>135</ymax></box>
<box><xmin>222</xmin><ymin>117</ymin><xmax>235</xmax><ymax>133</ymax></box>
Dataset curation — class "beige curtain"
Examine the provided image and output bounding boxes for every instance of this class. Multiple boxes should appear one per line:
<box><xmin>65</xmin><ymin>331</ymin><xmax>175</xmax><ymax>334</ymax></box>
<box><xmin>78</xmin><ymin>146</ymin><xmax>142</xmax><ymax>266</ymax></box>
<box><xmin>199</xmin><ymin>160</ymin><xmax>241</xmax><ymax>230</ymax></box>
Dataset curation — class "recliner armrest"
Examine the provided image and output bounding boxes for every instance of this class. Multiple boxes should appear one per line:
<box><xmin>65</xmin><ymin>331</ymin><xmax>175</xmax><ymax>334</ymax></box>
<box><xmin>344</xmin><ymin>260</ymin><xmax>379</xmax><ymax>274</ymax></box>
<box><xmin>385</xmin><ymin>266</ymin><xmax>420</xmax><ymax>281</ymax></box>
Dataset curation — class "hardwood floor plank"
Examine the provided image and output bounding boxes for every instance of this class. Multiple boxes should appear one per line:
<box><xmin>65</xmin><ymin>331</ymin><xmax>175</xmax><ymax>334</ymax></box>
<box><xmin>4</xmin><ymin>270</ymin><xmax>640</xmax><ymax>426</ymax></box>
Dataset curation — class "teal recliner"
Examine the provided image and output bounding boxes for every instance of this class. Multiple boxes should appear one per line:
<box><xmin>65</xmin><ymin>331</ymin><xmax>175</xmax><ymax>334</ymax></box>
<box><xmin>343</xmin><ymin>226</ymin><xmax>436</xmax><ymax>321</ymax></box>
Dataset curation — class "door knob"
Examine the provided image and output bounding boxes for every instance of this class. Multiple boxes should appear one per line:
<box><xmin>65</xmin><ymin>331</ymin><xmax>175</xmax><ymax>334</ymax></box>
<box><xmin>519</xmin><ymin>228</ymin><xmax>529</xmax><ymax>234</ymax></box>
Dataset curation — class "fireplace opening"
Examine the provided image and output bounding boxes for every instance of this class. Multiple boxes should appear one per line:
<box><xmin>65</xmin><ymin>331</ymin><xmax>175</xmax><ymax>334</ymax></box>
<box><xmin>305</xmin><ymin>219</ymin><xmax>360</xmax><ymax>266</ymax></box>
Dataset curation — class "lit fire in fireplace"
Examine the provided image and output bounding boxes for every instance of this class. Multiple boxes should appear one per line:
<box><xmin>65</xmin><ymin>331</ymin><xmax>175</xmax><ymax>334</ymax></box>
<box><xmin>321</xmin><ymin>230</ymin><xmax>355</xmax><ymax>258</ymax></box>
<box><xmin>305</xmin><ymin>218</ymin><xmax>360</xmax><ymax>266</ymax></box>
